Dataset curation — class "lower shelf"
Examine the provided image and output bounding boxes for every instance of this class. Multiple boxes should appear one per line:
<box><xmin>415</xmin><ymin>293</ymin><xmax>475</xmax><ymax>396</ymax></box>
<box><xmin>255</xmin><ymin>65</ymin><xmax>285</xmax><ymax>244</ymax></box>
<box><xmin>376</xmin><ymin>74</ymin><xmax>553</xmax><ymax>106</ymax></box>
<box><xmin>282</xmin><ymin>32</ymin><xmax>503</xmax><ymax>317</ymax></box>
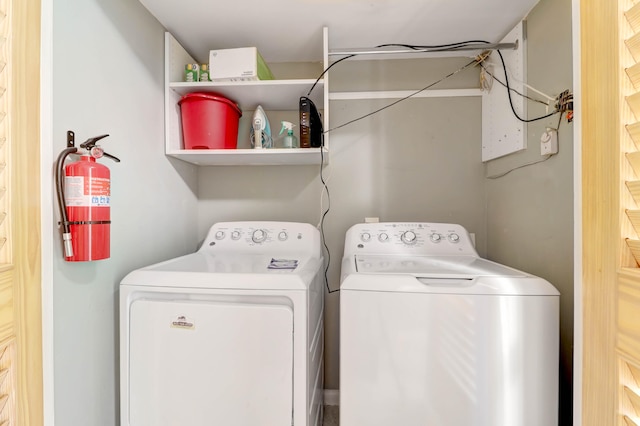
<box><xmin>167</xmin><ymin>148</ymin><xmax>328</xmax><ymax>166</ymax></box>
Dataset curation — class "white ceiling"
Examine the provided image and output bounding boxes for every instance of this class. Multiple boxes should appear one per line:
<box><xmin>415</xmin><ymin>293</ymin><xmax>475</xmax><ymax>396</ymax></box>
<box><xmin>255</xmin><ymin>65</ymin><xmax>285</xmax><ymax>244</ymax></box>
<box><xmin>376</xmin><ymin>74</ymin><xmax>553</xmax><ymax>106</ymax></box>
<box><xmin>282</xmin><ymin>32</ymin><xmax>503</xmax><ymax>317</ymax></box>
<box><xmin>139</xmin><ymin>0</ymin><xmax>540</xmax><ymax>63</ymax></box>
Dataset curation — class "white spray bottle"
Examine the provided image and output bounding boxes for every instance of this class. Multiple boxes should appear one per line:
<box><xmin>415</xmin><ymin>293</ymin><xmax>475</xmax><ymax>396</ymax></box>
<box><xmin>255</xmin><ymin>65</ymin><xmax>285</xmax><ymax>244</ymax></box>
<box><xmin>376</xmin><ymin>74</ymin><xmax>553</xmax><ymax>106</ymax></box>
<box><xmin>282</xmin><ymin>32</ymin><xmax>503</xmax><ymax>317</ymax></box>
<box><xmin>279</xmin><ymin>121</ymin><xmax>298</xmax><ymax>149</ymax></box>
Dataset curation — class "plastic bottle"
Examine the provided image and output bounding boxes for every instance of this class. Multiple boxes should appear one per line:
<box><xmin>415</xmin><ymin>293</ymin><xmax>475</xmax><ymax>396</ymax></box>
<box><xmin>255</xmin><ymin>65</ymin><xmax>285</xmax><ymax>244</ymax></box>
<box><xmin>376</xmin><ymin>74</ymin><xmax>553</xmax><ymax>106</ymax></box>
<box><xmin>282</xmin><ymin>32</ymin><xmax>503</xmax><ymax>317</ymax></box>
<box><xmin>199</xmin><ymin>64</ymin><xmax>210</xmax><ymax>82</ymax></box>
<box><xmin>279</xmin><ymin>121</ymin><xmax>298</xmax><ymax>149</ymax></box>
<box><xmin>184</xmin><ymin>63</ymin><xmax>199</xmax><ymax>82</ymax></box>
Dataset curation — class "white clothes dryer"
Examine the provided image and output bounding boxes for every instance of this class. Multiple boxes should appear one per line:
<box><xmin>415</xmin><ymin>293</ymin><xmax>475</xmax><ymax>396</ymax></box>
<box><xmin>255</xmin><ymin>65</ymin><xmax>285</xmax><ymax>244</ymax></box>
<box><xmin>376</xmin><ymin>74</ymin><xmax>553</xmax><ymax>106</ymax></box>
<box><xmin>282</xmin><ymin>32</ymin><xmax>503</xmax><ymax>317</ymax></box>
<box><xmin>340</xmin><ymin>222</ymin><xmax>559</xmax><ymax>426</ymax></box>
<box><xmin>120</xmin><ymin>221</ymin><xmax>324</xmax><ymax>426</ymax></box>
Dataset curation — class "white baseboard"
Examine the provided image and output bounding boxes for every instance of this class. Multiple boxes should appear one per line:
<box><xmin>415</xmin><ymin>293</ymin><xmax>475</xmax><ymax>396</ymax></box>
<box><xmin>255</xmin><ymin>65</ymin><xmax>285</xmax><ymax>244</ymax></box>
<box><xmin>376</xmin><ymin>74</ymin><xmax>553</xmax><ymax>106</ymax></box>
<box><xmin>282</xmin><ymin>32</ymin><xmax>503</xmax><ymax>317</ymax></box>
<box><xmin>324</xmin><ymin>389</ymin><xmax>340</xmax><ymax>406</ymax></box>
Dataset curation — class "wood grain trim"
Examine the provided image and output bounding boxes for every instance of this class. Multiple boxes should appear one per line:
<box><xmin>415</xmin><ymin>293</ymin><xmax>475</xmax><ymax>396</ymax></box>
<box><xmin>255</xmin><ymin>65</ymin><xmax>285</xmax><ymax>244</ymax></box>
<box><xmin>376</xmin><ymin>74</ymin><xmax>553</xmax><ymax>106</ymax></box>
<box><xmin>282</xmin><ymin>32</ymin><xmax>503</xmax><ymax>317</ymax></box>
<box><xmin>626</xmin><ymin>211</ymin><xmax>640</xmax><ymax>236</ymax></box>
<box><xmin>625</xmin><ymin>1</ymin><xmax>640</xmax><ymax>32</ymax></box>
<box><xmin>626</xmin><ymin>181</ymin><xmax>640</xmax><ymax>204</ymax></box>
<box><xmin>624</xmin><ymin>386</ymin><xmax>640</xmax><ymax>415</ymax></box>
<box><xmin>619</xmin><ymin>270</ymin><xmax>640</xmax><ymax>394</ymax></box>
<box><xmin>11</xmin><ymin>0</ymin><xmax>42</xmax><ymax>423</ymax></box>
<box><xmin>627</xmin><ymin>152</ymin><xmax>640</xmax><ymax>175</ymax></box>
<box><xmin>0</xmin><ymin>269</ymin><xmax>11</xmax><ymax>342</ymax></box>
<box><xmin>0</xmin><ymin>289</ymin><xmax>11</xmax><ymax>341</ymax></box>
<box><xmin>581</xmin><ymin>0</ymin><xmax>620</xmax><ymax>424</ymax></box>
<box><xmin>626</xmin><ymin>31</ymin><xmax>640</xmax><ymax>63</ymax></box>
<box><xmin>627</xmin><ymin>92</ymin><xmax>640</xmax><ymax>118</ymax></box>
<box><xmin>0</xmin><ymin>338</ymin><xmax>15</xmax><ymax>426</ymax></box>
<box><xmin>626</xmin><ymin>62</ymin><xmax>640</xmax><ymax>89</ymax></box>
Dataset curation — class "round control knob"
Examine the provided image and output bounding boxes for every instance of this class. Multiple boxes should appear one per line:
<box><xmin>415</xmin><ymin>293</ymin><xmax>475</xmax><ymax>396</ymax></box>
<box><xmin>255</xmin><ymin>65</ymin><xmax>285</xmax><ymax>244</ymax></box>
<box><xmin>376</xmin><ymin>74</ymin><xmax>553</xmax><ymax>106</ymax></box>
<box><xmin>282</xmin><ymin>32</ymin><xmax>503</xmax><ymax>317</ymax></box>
<box><xmin>231</xmin><ymin>231</ymin><xmax>241</xmax><ymax>240</ymax></box>
<box><xmin>401</xmin><ymin>231</ymin><xmax>417</xmax><ymax>244</ymax></box>
<box><xmin>378</xmin><ymin>233</ymin><xmax>389</xmax><ymax>242</ymax></box>
<box><xmin>215</xmin><ymin>231</ymin><xmax>225</xmax><ymax>240</ymax></box>
<box><xmin>430</xmin><ymin>233</ymin><xmax>442</xmax><ymax>243</ymax></box>
<box><xmin>252</xmin><ymin>229</ymin><xmax>267</xmax><ymax>243</ymax></box>
<box><xmin>278</xmin><ymin>231</ymin><xmax>288</xmax><ymax>241</ymax></box>
<box><xmin>448</xmin><ymin>233</ymin><xmax>460</xmax><ymax>243</ymax></box>
<box><xmin>361</xmin><ymin>232</ymin><xmax>371</xmax><ymax>242</ymax></box>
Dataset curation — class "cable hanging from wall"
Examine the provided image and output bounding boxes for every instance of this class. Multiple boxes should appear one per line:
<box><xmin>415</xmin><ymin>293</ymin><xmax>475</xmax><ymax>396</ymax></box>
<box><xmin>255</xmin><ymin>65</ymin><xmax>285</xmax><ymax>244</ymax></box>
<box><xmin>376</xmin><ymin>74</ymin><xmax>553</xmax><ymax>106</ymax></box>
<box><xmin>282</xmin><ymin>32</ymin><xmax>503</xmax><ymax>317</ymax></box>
<box><xmin>310</xmin><ymin>38</ymin><xmax>574</xmax><ymax>291</ymax></box>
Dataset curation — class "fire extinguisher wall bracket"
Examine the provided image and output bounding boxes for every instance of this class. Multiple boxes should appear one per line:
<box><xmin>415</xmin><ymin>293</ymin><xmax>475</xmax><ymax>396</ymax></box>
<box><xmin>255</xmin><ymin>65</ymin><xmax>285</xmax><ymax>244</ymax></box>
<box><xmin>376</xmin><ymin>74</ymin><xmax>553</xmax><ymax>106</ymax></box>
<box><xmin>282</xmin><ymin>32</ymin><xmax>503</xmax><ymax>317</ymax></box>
<box><xmin>56</xmin><ymin>132</ymin><xmax>120</xmax><ymax>262</ymax></box>
<box><xmin>67</xmin><ymin>130</ymin><xmax>75</xmax><ymax>148</ymax></box>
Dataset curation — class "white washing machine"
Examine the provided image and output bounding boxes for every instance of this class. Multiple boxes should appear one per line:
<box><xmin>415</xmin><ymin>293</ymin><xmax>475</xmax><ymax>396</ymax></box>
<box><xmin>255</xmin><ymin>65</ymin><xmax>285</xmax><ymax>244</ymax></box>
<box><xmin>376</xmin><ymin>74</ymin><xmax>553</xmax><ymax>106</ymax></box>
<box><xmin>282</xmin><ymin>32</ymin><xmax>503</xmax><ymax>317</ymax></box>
<box><xmin>340</xmin><ymin>222</ymin><xmax>559</xmax><ymax>426</ymax></box>
<box><xmin>120</xmin><ymin>221</ymin><xmax>324</xmax><ymax>426</ymax></box>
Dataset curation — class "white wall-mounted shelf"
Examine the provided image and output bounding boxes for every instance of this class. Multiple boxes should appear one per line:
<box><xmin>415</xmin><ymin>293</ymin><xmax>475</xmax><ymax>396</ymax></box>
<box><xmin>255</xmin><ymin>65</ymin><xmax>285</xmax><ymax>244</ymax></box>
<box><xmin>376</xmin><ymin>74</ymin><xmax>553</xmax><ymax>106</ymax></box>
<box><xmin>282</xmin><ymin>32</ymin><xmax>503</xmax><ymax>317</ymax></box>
<box><xmin>166</xmin><ymin>148</ymin><xmax>327</xmax><ymax>166</ymax></box>
<box><xmin>164</xmin><ymin>28</ymin><xmax>330</xmax><ymax>166</ymax></box>
<box><xmin>168</xmin><ymin>79</ymin><xmax>323</xmax><ymax>111</ymax></box>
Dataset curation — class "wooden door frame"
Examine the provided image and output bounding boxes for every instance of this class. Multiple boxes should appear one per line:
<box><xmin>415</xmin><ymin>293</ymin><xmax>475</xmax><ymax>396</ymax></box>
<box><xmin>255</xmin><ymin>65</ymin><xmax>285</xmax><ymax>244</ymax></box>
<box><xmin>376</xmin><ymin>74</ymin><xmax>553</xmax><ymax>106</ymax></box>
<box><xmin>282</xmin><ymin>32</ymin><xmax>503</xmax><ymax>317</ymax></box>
<box><xmin>577</xmin><ymin>0</ymin><xmax>628</xmax><ymax>425</ymax></box>
<box><xmin>571</xmin><ymin>1</ymin><xmax>582</xmax><ymax>424</ymax></box>
<box><xmin>13</xmin><ymin>0</ymin><xmax>44</xmax><ymax>423</ymax></box>
<box><xmin>39</xmin><ymin>0</ymin><xmax>54</xmax><ymax>424</ymax></box>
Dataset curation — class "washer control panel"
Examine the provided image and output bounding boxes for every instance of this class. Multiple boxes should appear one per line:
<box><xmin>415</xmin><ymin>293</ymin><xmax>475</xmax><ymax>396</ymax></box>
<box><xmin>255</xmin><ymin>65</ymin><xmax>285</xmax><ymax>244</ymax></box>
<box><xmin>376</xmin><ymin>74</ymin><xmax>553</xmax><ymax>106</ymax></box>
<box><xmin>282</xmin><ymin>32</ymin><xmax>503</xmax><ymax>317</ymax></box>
<box><xmin>345</xmin><ymin>222</ymin><xmax>477</xmax><ymax>256</ymax></box>
<box><xmin>201</xmin><ymin>221</ymin><xmax>321</xmax><ymax>256</ymax></box>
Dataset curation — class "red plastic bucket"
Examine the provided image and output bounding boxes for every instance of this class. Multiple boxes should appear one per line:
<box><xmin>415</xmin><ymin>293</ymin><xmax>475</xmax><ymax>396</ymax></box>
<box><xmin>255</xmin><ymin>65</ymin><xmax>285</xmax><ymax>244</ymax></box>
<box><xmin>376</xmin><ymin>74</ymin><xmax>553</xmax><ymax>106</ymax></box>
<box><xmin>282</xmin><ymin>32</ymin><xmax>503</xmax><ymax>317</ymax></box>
<box><xmin>178</xmin><ymin>92</ymin><xmax>242</xmax><ymax>149</ymax></box>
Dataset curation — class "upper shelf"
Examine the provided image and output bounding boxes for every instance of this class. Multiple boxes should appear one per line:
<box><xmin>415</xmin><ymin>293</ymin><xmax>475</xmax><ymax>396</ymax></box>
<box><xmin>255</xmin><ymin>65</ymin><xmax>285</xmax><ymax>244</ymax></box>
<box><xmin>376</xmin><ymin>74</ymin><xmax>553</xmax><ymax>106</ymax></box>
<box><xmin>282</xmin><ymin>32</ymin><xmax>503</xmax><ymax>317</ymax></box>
<box><xmin>168</xmin><ymin>79</ymin><xmax>324</xmax><ymax>111</ymax></box>
<box><xmin>164</xmin><ymin>30</ymin><xmax>331</xmax><ymax>166</ymax></box>
<box><xmin>165</xmin><ymin>147</ymin><xmax>328</xmax><ymax>166</ymax></box>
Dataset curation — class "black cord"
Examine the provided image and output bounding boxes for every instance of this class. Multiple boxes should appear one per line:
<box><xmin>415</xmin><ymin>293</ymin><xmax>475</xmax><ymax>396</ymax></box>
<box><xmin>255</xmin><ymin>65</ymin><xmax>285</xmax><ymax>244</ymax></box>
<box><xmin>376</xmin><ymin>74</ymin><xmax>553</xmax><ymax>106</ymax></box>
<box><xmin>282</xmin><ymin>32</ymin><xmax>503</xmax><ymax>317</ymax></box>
<box><xmin>479</xmin><ymin>63</ymin><xmax>549</xmax><ymax>106</ymax></box>
<box><xmin>307</xmin><ymin>40</ymin><xmax>494</xmax><ymax>97</ymax></box>
<box><xmin>486</xmin><ymin>100</ymin><xmax>565</xmax><ymax>180</ymax></box>
<box><xmin>309</xmin><ymin>40</ymin><xmax>558</xmax><ymax>129</ymax></box>
<box><xmin>307</xmin><ymin>40</ymin><xmax>561</xmax><ymax>287</ymax></box>
<box><xmin>326</xmin><ymin>58</ymin><xmax>478</xmax><ymax>133</ymax></box>
<box><xmin>319</xmin><ymin>140</ymin><xmax>338</xmax><ymax>293</ymax></box>
<box><xmin>495</xmin><ymin>50</ymin><xmax>560</xmax><ymax>123</ymax></box>
<box><xmin>376</xmin><ymin>40</ymin><xmax>492</xmax><ymax>50</ymax></box>
<box><xmin>307</xmin><ymin>54</ymin><xmax>355</xmax><ymax>97</ymax></box>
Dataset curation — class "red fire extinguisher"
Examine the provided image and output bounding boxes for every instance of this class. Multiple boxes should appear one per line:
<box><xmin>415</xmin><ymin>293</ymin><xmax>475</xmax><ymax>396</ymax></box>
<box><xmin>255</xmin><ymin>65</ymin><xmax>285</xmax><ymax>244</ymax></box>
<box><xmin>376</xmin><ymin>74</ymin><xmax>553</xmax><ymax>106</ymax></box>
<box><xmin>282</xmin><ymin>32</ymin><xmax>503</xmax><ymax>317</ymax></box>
<box><xmin>56</xmin><ymin>132</ymin><xmax>120</xmax><ymax>262</ymax></box>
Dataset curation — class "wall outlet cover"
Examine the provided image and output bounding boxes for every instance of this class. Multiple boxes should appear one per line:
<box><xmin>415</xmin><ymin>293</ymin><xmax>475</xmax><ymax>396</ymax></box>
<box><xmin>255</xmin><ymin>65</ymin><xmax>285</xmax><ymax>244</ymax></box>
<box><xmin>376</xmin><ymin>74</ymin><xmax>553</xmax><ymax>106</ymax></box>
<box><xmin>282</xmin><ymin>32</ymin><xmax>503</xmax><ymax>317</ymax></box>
<box><xmin>540</xmin><ymin>128</ymin><xmax>558</xmax><ymax>155</ymax></box>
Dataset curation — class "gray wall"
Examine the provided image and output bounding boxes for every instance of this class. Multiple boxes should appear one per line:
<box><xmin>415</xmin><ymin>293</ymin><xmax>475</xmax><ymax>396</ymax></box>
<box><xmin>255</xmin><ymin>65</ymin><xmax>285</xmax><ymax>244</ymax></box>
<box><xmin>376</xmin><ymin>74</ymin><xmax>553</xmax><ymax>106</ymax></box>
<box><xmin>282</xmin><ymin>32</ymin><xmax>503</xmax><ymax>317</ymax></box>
<box><xmin>197</xmin><ymin>58</ymin><xmax>487</xmax><ymax>390</ymax></box>
<box><xmin>52</xmin><ymin>0</ymin><xmax>198</xmax><ymax>424</ymax></box>
<box><xmin>485</xmin><ymin>0</ymin><xmax>574</xmax><ymax>424</ymax></box>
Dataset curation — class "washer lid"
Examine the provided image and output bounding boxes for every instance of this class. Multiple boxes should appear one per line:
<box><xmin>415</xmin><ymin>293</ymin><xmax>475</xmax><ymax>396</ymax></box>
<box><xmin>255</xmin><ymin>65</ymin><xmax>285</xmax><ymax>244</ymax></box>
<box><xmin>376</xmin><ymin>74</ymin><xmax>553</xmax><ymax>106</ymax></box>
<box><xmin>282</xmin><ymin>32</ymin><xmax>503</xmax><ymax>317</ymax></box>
<box><xmin>343</xmin><ymin>255</ymin><xmax>559</xmax><ymax>296</ymax></box>
<box><xmin>121</xmin><ymin>252</ymin><xmax>321</xmax><ymax>290</ymax></box>
<box><xmin>354</xmin><ymin>254</ymin><xmax>527</xmax><ymax>278</ymax></box>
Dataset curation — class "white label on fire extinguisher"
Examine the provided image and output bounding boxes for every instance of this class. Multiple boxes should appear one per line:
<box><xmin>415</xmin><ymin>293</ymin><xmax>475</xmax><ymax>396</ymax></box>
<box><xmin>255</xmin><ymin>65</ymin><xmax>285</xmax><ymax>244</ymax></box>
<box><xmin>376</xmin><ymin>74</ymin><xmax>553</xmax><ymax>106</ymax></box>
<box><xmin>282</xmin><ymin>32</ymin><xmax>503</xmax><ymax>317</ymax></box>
<box><xmin>64</xmin><ymin>176</ymin><xmax>111</xmax><ymax>207</ymax></box>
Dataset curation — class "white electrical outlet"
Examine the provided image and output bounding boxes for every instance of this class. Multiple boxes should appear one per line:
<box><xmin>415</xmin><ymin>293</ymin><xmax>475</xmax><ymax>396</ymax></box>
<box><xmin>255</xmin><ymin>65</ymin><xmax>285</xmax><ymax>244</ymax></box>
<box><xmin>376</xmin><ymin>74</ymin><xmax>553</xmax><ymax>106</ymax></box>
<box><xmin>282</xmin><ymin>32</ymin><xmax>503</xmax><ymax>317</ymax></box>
<box><xmin>540</xmin><ymin>128</ymin><xmax>558</xmax><ymax>155</ymax></box>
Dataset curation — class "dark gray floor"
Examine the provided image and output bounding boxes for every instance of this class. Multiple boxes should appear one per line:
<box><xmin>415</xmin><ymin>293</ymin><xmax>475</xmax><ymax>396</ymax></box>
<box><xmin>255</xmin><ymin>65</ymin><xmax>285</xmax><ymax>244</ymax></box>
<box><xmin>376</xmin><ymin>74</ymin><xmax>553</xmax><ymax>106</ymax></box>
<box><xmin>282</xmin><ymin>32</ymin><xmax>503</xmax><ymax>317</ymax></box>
<box><xmin>323</xmin><ymin>405</ymin><xmax>339</xmax><ymax>426</ymax></box>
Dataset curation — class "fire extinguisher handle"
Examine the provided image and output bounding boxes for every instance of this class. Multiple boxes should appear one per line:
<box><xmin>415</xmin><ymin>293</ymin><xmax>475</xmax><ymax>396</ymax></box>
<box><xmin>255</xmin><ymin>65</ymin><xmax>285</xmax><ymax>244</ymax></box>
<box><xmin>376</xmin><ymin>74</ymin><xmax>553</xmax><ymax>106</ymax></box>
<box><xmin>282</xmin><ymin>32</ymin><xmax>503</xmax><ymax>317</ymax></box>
<box><xmin>102</xmin><ymin>151</ymin><xmax>121</xmax><ymax>163</ymax></box>
<box><xmin>79</xmin><ymin>134</ymin><xmax>109</xmax><ymax>150</ymax></box>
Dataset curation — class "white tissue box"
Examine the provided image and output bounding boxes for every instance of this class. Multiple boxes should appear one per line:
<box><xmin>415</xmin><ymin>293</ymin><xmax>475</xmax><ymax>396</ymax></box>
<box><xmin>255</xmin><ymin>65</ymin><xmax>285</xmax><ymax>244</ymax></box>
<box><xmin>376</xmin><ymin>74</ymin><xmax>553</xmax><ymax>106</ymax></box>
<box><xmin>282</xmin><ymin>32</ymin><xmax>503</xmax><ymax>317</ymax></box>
<box><xmin>209</xmin><ymin>47</ymin><xmax>274</xmax><ymax>82</ymax></box>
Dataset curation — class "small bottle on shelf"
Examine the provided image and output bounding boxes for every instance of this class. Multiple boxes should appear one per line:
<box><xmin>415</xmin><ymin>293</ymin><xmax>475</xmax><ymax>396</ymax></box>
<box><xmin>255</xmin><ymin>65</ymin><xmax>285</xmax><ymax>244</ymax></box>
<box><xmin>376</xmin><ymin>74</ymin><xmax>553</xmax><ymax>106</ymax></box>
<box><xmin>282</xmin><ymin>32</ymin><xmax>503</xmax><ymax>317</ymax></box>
<box><xmin>278</xmin><ymin>121</ymin><xmax>298</xmax><ymax>148</ymax></box>
<box><xmin>184</xmin><ymin>63</ymin><xmax>199</xmax><ymax>82</ymax></box>
<box><xmin>199</xmin><ymin>64</ymin><xmax>211</xmax><ymax>82</ymax></box>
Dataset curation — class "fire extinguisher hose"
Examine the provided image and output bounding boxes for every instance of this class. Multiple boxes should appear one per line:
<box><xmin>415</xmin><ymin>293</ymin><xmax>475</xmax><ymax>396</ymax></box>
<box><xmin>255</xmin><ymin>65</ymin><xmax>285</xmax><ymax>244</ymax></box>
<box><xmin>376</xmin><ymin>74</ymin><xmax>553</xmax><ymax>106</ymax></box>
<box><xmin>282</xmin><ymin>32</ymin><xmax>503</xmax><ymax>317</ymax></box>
<box><xmin>55</xmin><ymin>147</ymin><xmax>78</xmax><ymax>257</ymax></box>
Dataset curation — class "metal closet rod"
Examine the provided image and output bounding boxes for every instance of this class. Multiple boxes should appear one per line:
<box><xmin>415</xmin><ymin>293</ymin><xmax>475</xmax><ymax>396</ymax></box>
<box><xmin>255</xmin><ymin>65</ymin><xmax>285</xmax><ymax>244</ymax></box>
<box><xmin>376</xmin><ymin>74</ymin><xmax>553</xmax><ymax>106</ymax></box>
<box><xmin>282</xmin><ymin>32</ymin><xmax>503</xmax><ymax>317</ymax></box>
<box><xmin>328</xmin><ymin>41</ymin><xmax>518</xmax><ymax>56</ymax></box>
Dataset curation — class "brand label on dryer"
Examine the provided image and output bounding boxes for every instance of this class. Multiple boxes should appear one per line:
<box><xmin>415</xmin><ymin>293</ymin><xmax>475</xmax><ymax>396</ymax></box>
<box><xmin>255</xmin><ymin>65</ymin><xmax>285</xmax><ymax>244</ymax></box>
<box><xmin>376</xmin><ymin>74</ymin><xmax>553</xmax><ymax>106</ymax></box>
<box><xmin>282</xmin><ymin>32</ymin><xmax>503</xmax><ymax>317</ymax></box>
<box><xmin>170</xmin><ymin>315</ymin><xmax>195</xmax><ymax>330</ymax></box>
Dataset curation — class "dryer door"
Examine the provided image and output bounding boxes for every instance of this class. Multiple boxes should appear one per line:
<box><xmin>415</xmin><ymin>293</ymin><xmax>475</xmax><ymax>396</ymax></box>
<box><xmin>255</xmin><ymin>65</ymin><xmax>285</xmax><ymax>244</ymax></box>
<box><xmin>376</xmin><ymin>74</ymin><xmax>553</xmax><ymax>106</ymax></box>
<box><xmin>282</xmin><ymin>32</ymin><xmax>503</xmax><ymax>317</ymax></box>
<box><xmin>128</xmin><ymin>298</ymin><xmax>293</xmax><ymax>426</ymax></box>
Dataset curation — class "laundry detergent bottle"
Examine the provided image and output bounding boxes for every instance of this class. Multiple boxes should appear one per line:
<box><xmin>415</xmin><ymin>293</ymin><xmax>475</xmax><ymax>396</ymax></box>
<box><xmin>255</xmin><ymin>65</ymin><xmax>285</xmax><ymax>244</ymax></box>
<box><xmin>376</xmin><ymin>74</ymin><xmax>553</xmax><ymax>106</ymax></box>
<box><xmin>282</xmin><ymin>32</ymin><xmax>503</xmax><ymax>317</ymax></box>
<box><xmin>278</xmin><ymin>121</ymin><xmax>298</xmax><ymax>148</ymax></box>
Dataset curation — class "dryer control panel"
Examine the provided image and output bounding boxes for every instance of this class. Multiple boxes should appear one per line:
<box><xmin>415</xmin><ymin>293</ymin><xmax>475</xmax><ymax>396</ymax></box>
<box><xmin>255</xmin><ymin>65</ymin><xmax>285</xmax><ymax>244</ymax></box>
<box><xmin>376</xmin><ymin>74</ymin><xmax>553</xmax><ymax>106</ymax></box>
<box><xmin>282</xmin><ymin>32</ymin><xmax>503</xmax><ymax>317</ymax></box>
<box><xmin>200</xmin><ymin>221</ymin><xmax>321</xmax><ymax>257</ymax></box>
<box><xmin>343</xmin><ymin>222</ymin><xmax>477</xmax><ymax>256</ymax></box>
